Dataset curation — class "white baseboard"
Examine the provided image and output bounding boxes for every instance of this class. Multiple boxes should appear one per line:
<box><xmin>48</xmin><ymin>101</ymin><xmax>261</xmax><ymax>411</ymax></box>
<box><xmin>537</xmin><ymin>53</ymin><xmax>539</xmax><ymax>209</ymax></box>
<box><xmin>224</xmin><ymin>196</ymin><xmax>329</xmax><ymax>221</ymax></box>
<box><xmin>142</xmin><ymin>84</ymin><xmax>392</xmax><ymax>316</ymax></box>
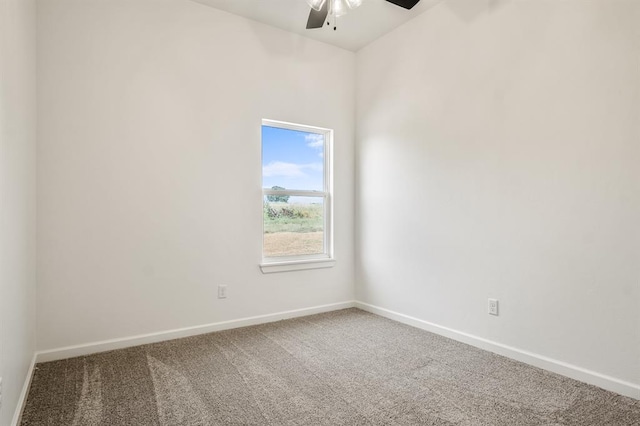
<box><xmin>11</xmin><ymin>352</ymin><xmax>37</xmax><ymax>426</ymax></box>
<box><xmin>36</xmin><ymin>301</ymin><xmax>355</xmax><ymax>363</ymax></box>
<box><xmin>355</xmin><ymin>301</ymin><xmax>640</xmax><ymax>400</ymax></box>
<box><xmin>25</xmin><ymin>298</ymin><xmax>639</xmax><ymax>419</ymax></box>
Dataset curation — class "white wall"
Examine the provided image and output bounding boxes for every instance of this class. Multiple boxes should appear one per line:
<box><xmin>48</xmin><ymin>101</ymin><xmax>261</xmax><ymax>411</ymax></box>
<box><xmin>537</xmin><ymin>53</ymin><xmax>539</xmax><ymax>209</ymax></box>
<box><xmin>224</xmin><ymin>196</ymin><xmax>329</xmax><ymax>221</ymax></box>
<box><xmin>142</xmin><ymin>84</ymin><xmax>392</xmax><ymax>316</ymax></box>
<box><xmin>356</xmin><ymin>0</ymin><xmax>639</xmax><ymax>388</ymax></box>
<box><xmin>0</xmin><ymin>0</ymin><xmax>37</xmax><ymax>423</ymax></box>
<box><xmin>37</xmin><ymin>0</ymin><xmax>355</xmax><ymax>351</ymax></box>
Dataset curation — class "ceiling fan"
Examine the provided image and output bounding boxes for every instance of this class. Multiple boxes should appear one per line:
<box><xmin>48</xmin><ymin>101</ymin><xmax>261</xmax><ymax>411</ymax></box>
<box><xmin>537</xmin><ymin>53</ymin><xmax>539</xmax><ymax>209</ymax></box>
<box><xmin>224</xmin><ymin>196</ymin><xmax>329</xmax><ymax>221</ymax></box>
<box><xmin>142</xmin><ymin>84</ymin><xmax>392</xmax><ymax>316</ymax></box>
<box><xmin>306</xmin><ymin>0</ymin><xmax>421</xmax><ymax>30</ymax></box>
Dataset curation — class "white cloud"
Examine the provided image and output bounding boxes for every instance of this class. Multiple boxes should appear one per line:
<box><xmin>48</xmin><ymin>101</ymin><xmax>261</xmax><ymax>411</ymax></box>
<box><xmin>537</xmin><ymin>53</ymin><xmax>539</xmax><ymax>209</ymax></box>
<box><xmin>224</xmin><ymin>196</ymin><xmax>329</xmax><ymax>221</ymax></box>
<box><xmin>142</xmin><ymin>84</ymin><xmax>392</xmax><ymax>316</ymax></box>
<box><xmin>263</xmin><ymin>161</ymin><xmax>322</xmax><ymax>178</ymax></box>
<box><xmin>305</xmin><ymin>133</ymin><xmax>324</xmax><ymax>148</ymax></box>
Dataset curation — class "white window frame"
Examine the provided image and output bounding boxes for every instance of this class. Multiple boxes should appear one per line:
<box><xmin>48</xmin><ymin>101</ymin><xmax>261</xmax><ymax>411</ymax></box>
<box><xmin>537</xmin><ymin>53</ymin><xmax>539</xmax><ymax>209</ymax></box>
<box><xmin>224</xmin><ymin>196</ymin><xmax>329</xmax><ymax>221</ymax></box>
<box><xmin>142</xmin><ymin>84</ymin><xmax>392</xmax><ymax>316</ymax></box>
<box><xmin>260</xmin><ymin>119</ymin><xmax>335</xmax><ymax>274</ymax></box>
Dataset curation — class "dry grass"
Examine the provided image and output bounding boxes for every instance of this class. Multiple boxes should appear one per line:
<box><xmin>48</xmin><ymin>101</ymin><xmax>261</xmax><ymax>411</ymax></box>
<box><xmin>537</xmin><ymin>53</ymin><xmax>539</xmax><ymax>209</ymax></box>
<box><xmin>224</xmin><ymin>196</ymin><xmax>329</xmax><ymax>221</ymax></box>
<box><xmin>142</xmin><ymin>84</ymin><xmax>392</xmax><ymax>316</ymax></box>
<box><xmin>263</xmin><ymin>231</ymin><xmax>323</xmax><ymax>257</ymax></box>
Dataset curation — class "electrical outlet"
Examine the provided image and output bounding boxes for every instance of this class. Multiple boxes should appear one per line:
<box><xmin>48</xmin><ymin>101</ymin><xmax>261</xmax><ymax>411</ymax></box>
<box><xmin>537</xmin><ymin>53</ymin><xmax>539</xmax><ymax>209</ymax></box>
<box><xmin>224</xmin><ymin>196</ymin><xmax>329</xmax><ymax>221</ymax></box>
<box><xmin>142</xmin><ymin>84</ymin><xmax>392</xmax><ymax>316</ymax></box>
<box><xmin>488</xmin><ymin>299</ymin><xmax>499</xmax><ymax>316</ymax></box>
<box><xmin>218</xmin><ymin>285</ymin><xmax>227</xmax><ymax>299</ymax></box>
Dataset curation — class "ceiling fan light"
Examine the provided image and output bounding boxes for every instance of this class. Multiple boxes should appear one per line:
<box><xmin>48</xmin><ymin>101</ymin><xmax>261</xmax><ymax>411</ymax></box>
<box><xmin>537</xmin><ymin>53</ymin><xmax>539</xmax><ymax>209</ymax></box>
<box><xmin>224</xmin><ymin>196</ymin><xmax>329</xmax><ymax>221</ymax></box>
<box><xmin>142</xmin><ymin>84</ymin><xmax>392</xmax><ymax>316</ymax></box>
<box><xmin>329</xmin><ymin>0</ymin><xmax>348</xmax><ymax>16</ymax></box>
<box><xmin>344</xmin><ymin>0</ymin><xmax>363</xmax><ymax>9</ymax></box>
<box><xmin>306</xmin><ymin>0</ymin><xmax>326</xmax><ymax>11</ymax></box>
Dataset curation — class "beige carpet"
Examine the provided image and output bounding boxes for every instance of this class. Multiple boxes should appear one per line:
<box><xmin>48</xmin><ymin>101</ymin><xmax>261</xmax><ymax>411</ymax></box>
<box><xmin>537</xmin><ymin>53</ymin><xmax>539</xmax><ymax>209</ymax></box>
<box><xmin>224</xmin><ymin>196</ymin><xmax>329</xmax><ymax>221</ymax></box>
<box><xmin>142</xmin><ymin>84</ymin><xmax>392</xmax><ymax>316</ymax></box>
<box><xmin>21</xmin><ymin>308</ymin><xmax>640</xmax><ymax>425</ymax></box>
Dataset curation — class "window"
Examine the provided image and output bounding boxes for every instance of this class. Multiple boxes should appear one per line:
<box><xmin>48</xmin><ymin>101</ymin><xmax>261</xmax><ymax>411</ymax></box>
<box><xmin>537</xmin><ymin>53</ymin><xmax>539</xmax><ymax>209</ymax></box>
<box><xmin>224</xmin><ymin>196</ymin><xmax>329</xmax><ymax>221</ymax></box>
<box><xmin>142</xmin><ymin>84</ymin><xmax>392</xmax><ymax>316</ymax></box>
<box><xmin>260</xmin><ymin>119</ymin><xmax>334</xmax><ymax>273</ymax></box>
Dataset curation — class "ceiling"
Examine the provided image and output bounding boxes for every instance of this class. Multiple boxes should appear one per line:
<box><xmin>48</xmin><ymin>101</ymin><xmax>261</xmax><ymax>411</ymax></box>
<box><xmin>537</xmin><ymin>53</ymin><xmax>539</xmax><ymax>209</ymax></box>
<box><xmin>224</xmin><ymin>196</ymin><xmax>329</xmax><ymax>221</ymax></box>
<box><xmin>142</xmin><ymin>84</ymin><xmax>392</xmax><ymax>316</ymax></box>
<box><xmin>189</xmin><ymin>0</ymin><xmax>443</xmax><ymax>51</ymax></box>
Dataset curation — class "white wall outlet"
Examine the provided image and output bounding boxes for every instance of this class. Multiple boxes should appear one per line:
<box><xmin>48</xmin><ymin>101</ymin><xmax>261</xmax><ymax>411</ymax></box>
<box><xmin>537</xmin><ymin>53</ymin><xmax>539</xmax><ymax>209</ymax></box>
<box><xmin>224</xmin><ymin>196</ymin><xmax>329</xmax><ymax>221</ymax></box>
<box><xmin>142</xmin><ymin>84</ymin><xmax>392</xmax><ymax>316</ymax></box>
<box><xmin>218</xmin><ymin>285</ymin><xmax>227</xmax><ymax>299</ymax></box>
<box><xmin>488</xmin><ymin>298</ymin><xmax>499</xmax><ymax>316</ymax></box>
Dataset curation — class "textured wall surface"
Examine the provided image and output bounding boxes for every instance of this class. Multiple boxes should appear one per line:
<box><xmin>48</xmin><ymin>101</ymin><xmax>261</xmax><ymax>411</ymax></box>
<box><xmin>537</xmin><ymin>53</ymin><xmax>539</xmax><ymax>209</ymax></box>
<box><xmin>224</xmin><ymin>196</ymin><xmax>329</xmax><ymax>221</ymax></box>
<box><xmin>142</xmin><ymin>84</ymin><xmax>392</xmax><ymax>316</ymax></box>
<box><xmin>0</xmin><ymin>0</ymin><xmax>37</xmax><ymax>423</ymax></box>
<box><xmin>356</xmin><ymin>0</ymin><xmax>640</xmax><ymax>387</ymax></box>
<box><xmin>37</xmin><ymin>0</ymin><xmax>356</xmax><ymax>351</ymax></box>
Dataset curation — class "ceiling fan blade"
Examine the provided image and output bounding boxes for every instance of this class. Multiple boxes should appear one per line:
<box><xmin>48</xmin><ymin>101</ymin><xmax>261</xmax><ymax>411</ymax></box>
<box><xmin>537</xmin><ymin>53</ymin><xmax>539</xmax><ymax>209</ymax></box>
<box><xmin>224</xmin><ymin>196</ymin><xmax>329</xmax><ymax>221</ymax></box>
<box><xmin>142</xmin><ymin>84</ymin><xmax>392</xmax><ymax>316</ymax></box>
<box><xmin>306</xmin><ymin>2</ymin><xmax>329</xmax><ymax>29</ymax></box>
<box><xmin>385</xmin><ymin>0</ymin><xmax>421</xmax><ymax>9</ymax></box>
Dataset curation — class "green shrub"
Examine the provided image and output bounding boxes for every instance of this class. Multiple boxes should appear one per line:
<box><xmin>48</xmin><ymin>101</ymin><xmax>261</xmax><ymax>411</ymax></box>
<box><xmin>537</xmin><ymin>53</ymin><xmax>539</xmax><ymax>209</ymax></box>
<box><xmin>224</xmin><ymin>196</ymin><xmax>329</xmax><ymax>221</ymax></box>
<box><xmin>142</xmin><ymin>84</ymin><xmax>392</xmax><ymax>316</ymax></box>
<box><xmin>263</xmin><ymin>201</ymin><xmax>323</xmax><ymax>233</ymax></box>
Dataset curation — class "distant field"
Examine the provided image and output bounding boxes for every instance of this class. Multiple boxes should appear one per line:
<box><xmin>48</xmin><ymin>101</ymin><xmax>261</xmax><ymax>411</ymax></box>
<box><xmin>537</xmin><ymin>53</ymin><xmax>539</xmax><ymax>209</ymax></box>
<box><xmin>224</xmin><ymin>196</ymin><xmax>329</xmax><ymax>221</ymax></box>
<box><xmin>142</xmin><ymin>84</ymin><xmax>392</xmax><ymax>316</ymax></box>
<box><xmin>263</xmin><ymin>202</ymin><xmax>324</xmax><ymax>257</ymax></box>
<box><xmin>263</xmin><ymin>232</ymin><xmax>323</xmax><ymax>257</ymax></box>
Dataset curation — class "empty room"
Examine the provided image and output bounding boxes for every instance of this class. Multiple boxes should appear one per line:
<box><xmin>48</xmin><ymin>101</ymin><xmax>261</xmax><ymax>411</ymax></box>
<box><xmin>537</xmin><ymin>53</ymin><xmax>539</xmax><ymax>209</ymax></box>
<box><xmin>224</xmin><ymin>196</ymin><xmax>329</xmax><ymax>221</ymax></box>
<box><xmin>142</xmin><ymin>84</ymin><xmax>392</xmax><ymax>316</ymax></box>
<box><xmin>1</xmin><ymin>0</ymin><xmax>639</xmax><ymax>424</ymax></box>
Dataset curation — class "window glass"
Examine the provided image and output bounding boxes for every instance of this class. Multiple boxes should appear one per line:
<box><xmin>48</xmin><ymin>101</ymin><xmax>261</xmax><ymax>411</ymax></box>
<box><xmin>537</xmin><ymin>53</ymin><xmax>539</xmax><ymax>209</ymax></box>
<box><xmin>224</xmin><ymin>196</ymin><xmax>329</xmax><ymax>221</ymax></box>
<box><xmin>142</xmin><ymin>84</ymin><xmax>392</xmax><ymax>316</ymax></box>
<box><xmin>262</xmin><ymin>126</ymin><xmax>324</xmax><ymax>191</ymax></box>
<box><xmin>261</xmin><ymin>121</ymin><xmax>332</xmax><ymax>263</ymax></box>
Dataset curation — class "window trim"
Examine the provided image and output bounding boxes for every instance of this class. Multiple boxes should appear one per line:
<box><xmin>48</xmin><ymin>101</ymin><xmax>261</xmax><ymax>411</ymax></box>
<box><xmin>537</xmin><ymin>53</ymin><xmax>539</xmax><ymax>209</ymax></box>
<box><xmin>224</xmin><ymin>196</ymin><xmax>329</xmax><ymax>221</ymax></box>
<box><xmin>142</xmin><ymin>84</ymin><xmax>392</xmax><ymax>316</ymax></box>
<box><xmin>260</xmin><ymin>119</ymin><xmax>334</xmax><ymax>273</ymax></box>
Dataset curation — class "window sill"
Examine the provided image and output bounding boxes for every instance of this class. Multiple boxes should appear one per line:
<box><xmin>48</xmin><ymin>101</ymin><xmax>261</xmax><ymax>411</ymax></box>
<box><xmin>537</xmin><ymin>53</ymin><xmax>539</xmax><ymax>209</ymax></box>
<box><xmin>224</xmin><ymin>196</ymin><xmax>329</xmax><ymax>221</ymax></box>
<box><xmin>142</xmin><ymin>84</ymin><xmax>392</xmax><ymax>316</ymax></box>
<box><xmin>260</xmin><ymin>258</ymin><xmax>336</xmax><ymax>274</ymax></box>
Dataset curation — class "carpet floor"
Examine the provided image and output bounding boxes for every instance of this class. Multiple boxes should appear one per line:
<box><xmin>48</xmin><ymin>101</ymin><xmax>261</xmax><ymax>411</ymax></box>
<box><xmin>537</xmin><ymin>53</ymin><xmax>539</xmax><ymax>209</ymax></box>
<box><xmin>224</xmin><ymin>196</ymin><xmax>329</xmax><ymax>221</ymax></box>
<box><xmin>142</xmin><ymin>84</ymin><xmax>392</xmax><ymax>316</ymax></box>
<box><xmin>21</xmin><ymin>308</ymin><xmax>640</xmax><ymax>425</ymax></box>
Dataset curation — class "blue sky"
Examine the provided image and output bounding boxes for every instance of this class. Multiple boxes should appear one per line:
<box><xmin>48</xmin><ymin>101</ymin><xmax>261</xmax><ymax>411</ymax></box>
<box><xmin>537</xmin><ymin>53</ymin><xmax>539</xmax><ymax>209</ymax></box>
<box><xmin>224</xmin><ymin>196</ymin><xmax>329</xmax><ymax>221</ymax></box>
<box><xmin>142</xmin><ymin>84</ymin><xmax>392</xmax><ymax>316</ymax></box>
<box><xmin>262</xmin><ymin>126</ymin><xmax>324</xmax><ymax>192</ymax></box>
